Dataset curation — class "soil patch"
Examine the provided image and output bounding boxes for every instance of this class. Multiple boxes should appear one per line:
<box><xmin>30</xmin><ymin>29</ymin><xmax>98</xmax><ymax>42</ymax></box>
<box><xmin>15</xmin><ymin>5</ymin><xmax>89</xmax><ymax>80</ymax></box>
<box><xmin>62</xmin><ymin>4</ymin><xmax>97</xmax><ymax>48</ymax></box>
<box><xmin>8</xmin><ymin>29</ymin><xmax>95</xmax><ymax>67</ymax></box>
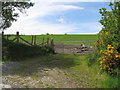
<box><xmin>54</xmin><ymin>44</ymin><xmax>94</xmax><ymax>54</ymax></box>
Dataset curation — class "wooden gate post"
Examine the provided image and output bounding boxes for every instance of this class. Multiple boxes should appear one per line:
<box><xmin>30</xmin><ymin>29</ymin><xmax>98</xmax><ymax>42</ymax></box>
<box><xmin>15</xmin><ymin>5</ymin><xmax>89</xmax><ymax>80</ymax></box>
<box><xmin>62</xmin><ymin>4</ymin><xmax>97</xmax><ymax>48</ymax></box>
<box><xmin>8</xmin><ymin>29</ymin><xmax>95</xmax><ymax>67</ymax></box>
<box><xmin>34</xmin><ymin>36</ymin><xmax>36</xmax><ymax>45</ymax></box>
<box><xmin>47</xmin><ymin>38</ymin><xmax>49</xmax><ymax>46</ymax></box>
<box><xmin>16</xmin><ymin>31</ymin><xmax>19</xmax><ymax>43</ymax></box>
<box><xmin>31</xmin><ymin>35</ymin><xmax>34</xmax><ymax>45</ymax></box>
<box><xmin>51</xmin><ymin>38</ymin><xmax>54</xmax><ymax>48</ymax></box>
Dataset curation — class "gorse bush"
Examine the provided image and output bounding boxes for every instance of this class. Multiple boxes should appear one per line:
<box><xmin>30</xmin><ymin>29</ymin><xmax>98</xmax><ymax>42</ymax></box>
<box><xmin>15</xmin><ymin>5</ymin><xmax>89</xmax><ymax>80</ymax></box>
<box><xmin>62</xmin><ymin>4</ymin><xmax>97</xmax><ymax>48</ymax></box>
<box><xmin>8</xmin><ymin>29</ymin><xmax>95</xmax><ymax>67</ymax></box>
<box><xmin>92</xmin><ymin>1</ymin><xmax>120</xmax><ymax>88</ymax></box>
<box><xmin>2</xmin><ymin>39</ymin><xmax>54</xmax><ymax>61</ymax></box>
<box><xmin>94</xmin><ymin>1</ymin><xmax>120</xmax><ymax>76</ymax></box>
<box><xmin>96</xmin><ymin>2</ymin><xmax>120</xmax><ymax>52</ymax></box>
<box><xmin>99</xmin><ymin>45</ymin><xmax>120</xmax><ymax>75</ymax></box>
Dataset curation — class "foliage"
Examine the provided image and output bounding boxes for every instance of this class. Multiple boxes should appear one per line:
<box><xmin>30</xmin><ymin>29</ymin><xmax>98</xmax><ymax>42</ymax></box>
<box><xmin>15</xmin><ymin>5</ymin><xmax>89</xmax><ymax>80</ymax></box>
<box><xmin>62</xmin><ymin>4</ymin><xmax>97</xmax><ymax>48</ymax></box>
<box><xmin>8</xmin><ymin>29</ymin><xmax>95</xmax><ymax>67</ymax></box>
<box><xmin>0</xmin><ymin>1</ymin><xmax>34</xmax><ymax>30</ymax></box>
<box><xmin>99</xmin><ymin>45</ymin><xmax>120</xmax><ymax>75</ymax></box>
<box><xmin>96</xmin><ymin>2</ymin><xmax>120</xmax><ymax>52</ymax></box>
<box><xmin>2</xmin><ymin>39</ymin><xmax>54</xmax><ymax>61</ymax></box>
<box><xmin>94</xmin><ymin>1</ymin><xmax>120</xmax><ymax>76</ymax></box>
<box><xmin>100</xmin><ymin>73</ymin><xmax>118</xmax><ymax>88</ymax></box>
<box><xmin>46</xmin><ymin>33</ymin><xmax>49</xmax><ymax>35</ymax></box>
<box><xmin>87</xmin><ymin>52</ymin><xmax>100</xmax><ymax>66</ymax></box>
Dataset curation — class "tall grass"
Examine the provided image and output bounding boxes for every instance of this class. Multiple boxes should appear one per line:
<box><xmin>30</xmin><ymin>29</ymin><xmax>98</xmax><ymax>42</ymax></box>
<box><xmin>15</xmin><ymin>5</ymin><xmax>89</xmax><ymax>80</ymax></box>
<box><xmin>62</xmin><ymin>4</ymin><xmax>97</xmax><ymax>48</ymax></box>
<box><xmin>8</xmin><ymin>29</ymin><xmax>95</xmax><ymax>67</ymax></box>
<box><xmin>100</xmin><ymin>74</ymin><xmax>118</xmax><ymax>88</ymax></box>
<box><xmin>86</xmin><ymin>51</ymin><xmax>119</xmax><ymax>88</ymax></box>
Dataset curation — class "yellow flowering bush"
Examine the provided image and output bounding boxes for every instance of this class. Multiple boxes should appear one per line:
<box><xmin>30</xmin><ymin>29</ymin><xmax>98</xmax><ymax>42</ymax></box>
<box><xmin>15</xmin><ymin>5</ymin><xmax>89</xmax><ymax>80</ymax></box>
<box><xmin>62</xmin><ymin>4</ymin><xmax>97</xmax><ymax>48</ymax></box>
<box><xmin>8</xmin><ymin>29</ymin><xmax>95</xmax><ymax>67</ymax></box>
<box><xmin>94</xmin><ymin>32</ymin><xmax>109</xmax><ymax>50</ymax></box>
<box><xmin>99</xmin><ymin>45</ymin><xmax>120</xmax><ymax>74</ymax></box>
<box><xmin>94</xmin><ymin>38</ymin><xmax>104</xmax><ymax>50</ymax></box>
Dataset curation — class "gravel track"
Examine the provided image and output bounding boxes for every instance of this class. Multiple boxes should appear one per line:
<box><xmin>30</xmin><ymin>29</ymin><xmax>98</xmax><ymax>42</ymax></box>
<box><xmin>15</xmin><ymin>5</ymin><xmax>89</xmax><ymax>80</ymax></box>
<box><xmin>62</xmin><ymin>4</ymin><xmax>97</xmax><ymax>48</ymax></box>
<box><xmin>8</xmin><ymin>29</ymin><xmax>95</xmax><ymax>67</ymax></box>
<box><xmin>1</xmin><ymin>60</ymin><xmax>79</xmax><ymax>88</ymax></box>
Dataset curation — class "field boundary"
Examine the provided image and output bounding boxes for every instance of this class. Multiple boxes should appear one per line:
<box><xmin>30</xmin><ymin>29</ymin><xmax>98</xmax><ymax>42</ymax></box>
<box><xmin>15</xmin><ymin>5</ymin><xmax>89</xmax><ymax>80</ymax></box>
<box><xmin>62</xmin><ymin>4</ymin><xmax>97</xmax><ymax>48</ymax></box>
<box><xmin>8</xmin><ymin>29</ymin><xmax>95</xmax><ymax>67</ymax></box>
<box><xmin>2</xmin><ymin>31</ymin><xmax>54</xmax><ymax>48</ymax></box>
<box><xmin>2</xmin><ymin>32</ymin><xmax>95</xmax><ymax>55</ymax></box>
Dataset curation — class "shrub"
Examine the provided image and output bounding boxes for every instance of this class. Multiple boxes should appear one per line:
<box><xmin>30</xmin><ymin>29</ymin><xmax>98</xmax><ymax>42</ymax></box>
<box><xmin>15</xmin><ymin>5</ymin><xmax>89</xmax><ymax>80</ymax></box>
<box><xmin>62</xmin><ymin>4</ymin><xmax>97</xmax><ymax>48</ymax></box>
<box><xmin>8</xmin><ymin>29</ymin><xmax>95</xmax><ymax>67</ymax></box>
<box><xmin>95</xmin><ymin>1</ymin><xmax>120</xmax><ymax>76</ymax></box>
<box><xmin>97</xmin><ymin>2</ymin><xmax>120</xmax><ymax>52</ymax></box>
<box><xmin>99</xmin><ymin>45</ymin><xmax>120</xmax><ymax>75</ymax></box>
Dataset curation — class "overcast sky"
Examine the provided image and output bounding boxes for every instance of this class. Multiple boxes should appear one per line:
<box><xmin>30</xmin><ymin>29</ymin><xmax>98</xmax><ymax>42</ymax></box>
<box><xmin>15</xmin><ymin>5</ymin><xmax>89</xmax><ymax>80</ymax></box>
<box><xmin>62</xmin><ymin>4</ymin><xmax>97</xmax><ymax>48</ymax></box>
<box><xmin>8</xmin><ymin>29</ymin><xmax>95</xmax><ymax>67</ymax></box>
<box><xmin>4</xmin><ymin>0</ymin><xmax>111</xmax><ymax>35</ymax></box>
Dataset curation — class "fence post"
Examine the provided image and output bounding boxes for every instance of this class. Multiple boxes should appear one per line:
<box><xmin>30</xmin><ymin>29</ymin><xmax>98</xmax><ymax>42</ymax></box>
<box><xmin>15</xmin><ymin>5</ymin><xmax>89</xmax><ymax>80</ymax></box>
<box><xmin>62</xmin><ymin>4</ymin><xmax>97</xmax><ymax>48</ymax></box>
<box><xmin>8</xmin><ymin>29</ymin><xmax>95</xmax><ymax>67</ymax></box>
<box><xmin>31</xmin><ymin>35</ymin><xmax>34</xmax><ymax>45</ymax></box>
<box><xmin>47</xmin><ymin>38</ymin><xmax>49</xmax><ymax>46</ymax></box>
<box><xmin>34</xmin><ymin>36</ymin><xmax>36</xmax><ymax>45</ymax></box>
<box><xmin>16</xmin><ymin>31</ymin><xmax>19</xmax><ymax>43</ymax></box>
<box><xmin>42</xmin><ymin>37</ymin><xmax>44</xmax><ymax>46</ymax></box>
<box><xmin>51</xmin><ymin>38</ymin><xmax>54</xmax><ymax>48</ymax></box>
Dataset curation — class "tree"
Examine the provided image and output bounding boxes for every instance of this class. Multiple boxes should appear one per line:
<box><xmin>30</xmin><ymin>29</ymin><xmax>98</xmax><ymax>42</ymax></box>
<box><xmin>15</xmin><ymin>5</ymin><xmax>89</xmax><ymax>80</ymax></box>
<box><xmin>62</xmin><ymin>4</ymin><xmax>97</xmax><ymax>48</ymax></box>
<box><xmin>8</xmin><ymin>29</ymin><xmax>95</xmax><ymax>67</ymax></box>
<box><xmin>0</xmin><ymin>1</ymin><xmax>34</xmax><ymax>31</ymax></box>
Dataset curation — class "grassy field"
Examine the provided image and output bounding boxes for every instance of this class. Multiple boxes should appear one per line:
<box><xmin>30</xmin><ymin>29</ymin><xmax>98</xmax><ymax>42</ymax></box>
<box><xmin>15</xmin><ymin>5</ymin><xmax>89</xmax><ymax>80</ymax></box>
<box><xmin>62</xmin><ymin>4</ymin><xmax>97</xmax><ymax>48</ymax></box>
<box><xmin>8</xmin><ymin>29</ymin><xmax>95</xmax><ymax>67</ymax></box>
<box><xmin>8</xmin><ymin>34</ymin><xmax>98</xmax><ymax>45</ymax></box>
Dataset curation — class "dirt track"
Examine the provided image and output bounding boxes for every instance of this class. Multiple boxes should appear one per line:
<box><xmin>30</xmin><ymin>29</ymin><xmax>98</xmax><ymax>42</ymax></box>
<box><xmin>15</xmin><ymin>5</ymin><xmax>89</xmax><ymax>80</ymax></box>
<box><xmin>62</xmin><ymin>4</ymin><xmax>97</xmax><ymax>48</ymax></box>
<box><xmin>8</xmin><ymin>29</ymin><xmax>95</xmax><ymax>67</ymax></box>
<box><xmin>54</xmin><ymin>44</ymin><xmax>94</xmax><ymax>54</ymax></box>
<box><xmin>2</xmin><ymin>54</ymin><xmax>98</xmax><ymax>88</ymax></box>
<box><xmin>2</xmin><ymin>59</ymin><xmax>87</xmax><ymax>88</ymax></box>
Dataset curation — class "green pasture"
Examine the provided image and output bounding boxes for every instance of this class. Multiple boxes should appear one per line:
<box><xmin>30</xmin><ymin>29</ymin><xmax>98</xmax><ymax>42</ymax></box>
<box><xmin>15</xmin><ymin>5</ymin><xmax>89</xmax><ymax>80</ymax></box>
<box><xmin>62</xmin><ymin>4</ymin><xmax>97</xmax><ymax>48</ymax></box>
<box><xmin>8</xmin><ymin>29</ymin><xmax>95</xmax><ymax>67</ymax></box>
<box><xmin>8</xmin><ymin>34</ymin><xmax>98</xmax><ymax>45</ymax></box>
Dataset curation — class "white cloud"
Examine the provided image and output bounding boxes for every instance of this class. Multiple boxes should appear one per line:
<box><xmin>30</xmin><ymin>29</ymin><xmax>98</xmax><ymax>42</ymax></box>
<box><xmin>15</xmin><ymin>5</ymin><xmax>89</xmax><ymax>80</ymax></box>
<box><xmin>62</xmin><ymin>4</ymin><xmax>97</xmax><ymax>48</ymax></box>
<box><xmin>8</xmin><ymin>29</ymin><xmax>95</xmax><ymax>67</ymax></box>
<box><xmin>80</xmin><ymin>22</ymin><xmax>102</xmax><ymax>30</ymax></box>
<box><xmin>72</xmin><ymin>22</ymin><xmax>102</xmax><ymax>34</ymax></box>
<box><xmin>58</xmin><ymin>0</ymin><xmax>110</xmax><ymax>2</ymax></box>
<box><xmin>57</xmin><ymin>5</ymin><xmax>84</xmax><ymax>10</ymax></box>
<box><xmin>4</xmin><ymin>0</ymin><xmax>103</xmax><ymax>35</ymax></box>
<box><xmin>32</xmin><ymin>0</ymin><xmax>111</xmax><ymax>3</ymax></box>
<box><xmin>5</xmin><ymin>0</ymin><xmax>85</xmax><ymax>34</ymax></box>
<box><xmin>56</xmin><ymin>17</ymin><xmax>65</xmax><ymax>23</ymax></box>
<box><xmin>5</xmin><ymin>19</ymin><xmax>75</xmax><ymax>35</ymax></box>
<box><xmin>24</xmin><ymin>3</ymin><xmax>84</xmax><ymax>19</ymax></box>
<box><xmin>5</xmin><ymin>19</ymin><xmax>101</xmax><ymax>35</ymax></box>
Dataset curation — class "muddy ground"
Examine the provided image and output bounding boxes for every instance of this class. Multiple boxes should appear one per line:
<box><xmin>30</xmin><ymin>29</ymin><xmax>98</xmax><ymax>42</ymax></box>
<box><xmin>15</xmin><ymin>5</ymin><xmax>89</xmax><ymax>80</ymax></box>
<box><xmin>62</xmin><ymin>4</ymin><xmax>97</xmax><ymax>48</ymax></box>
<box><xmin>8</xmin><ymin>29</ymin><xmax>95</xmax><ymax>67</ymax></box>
<box><xmin>54</xmin><ymin>44</ymin><xmax>94</xmax><ymax>54</ymax></box>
